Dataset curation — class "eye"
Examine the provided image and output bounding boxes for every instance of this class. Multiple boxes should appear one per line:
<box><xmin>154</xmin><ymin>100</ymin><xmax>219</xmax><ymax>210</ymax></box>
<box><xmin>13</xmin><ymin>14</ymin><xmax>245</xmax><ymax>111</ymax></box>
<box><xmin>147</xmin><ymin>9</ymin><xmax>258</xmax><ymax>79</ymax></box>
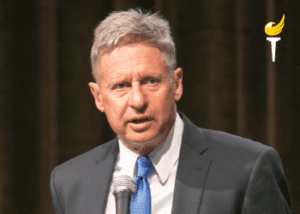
<box><xmin>115</xmin><ymin>83</ymin><xmax>125</xmax><ymax>89</ymax></box>
<box><xmin>148</xmin><ymin>79</ymin><xmax>156</xmax><ymax>84</ymax></box>
<box><xmin>117</xmin><ymin>84</ymin><xmax>124</xmax><ymax>89</ymax></box>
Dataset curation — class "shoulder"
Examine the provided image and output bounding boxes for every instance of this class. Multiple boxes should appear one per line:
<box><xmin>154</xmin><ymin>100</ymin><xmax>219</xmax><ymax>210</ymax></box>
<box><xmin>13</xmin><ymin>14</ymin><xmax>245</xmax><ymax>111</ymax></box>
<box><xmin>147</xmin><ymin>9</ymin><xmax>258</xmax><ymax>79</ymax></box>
<box><xmin>198</xmin><ymin>127</ymin><xmax>282</xmax><ymax>175</ymax></box>
<box><xmin>179</xmin><ymin>111</ymin><xmax>273</xmax><ymax>159</ymax></box>
<box><xmin>51</xmin><ymin>138</ymin><xmax>118</xmax><ymax>180</ymax></box>
<box><xmin>201</xmin><ymin>127</ymin><xmax>269</xmax><ymax>154</ymax></box>
<box><xmin>180</xmin><ymin>111</ymin><xmax>278</xmax><ymax>168</ymax></box>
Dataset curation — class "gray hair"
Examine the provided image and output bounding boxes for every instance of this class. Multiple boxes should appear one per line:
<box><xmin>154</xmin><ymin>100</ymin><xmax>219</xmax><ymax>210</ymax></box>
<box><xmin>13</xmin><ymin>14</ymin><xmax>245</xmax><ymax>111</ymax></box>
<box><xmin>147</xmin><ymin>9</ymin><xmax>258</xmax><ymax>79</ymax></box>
<box><xmin>90</xmin><ymin>8</ymin><xmax>176</xmax><ymax>82</ymax></box>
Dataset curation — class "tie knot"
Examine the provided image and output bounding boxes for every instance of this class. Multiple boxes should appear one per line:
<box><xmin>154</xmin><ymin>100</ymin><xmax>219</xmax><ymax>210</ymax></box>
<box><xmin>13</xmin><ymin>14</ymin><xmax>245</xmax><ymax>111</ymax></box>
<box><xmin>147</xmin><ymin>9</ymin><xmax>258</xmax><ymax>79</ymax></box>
<box><xmin>135</xmin><ymin>156</ymin><xmax>153</xmax><ymax>178</ymax></box>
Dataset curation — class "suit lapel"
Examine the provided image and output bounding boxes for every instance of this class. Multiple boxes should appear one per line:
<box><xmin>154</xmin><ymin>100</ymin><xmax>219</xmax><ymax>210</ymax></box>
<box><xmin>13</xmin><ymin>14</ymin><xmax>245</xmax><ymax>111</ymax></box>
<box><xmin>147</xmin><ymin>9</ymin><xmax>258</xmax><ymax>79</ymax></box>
<box><xmin>172</xmin><ymin>113</ymin><xmax>212</xmax><ymax>214</ymax></box>
<box><xmin>79</xmin><ymin>138</ymin><xmax>119</xmax><ymax>214</ymax></box>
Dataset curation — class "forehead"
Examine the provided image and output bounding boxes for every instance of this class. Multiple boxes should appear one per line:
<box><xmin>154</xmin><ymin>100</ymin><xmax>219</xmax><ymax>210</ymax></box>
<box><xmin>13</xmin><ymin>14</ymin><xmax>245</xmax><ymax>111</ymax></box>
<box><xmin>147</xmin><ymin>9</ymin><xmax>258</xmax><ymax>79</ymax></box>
<box><xmin>98</xmin><ymin>44</ymin><xmax>165</xmax><ymax>79</ymax></box>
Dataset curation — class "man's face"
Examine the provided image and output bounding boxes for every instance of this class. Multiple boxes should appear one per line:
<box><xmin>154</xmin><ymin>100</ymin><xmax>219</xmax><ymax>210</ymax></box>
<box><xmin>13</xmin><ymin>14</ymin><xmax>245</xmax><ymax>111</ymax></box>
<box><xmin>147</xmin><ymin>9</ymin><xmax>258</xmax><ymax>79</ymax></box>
<box><xmin>89</xmin><ymin>44</ymin><xmax>183</xmax><ymax>155</ymax></box>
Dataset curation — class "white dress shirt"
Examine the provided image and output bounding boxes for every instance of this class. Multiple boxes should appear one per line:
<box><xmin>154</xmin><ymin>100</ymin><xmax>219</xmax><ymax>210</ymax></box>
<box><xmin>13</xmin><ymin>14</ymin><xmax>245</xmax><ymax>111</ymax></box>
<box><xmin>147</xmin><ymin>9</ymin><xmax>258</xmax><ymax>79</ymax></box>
<box><xmin>105</xmin><ymin>113</ymin><xmax>184</xmax><ymax>214</ymax></box>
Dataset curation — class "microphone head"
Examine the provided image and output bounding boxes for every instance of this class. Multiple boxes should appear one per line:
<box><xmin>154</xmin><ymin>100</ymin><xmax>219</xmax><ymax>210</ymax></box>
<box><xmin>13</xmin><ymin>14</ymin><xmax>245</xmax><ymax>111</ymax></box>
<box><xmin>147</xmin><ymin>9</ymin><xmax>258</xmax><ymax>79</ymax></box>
<box><xmin>111</xmin><ymin>175</ymin><xmax>137</xmax><ymax>196</ymax></box>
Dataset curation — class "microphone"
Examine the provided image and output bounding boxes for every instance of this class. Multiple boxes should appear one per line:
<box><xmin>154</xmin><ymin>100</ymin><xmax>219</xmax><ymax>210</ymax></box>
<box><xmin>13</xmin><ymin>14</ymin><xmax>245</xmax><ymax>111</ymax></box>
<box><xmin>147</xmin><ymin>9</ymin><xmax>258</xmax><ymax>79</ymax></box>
<box><xmin>111</xmin><ymin>175</ymin><xmax>137</xmax><ymax>214</ymax></box>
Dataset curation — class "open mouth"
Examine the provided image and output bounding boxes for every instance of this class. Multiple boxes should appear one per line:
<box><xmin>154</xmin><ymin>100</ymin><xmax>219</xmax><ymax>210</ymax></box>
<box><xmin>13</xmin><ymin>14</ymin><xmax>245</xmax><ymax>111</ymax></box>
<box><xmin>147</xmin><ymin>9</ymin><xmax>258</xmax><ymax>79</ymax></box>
<box><xmin>132</xmin><ymin>118</ymin><xmax>149</xmax><ymax>123</ymax></box>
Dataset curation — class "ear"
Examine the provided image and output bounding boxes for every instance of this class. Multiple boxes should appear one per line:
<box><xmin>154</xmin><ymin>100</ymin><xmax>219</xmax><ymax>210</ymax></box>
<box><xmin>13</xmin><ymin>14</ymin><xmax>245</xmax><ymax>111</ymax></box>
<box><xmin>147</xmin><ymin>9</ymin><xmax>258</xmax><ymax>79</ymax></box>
<box><xmin>88</xmin><ymin>82</ymin><xmax>105</xmax><ymax>112</ymax></box>
<box><xmin>173</xmin><ymin>67</ymin><xmax>183</xmax><ymax>101</ymax></box>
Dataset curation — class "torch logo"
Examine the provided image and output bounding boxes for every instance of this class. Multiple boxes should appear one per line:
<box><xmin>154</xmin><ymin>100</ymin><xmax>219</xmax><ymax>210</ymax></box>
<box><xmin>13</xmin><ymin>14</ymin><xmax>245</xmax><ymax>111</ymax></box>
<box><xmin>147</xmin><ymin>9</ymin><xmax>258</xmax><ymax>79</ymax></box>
<box><xmin>265</xmin><ymin>14</ymin><xmax>285</xmax><ymax>62</ymax></box>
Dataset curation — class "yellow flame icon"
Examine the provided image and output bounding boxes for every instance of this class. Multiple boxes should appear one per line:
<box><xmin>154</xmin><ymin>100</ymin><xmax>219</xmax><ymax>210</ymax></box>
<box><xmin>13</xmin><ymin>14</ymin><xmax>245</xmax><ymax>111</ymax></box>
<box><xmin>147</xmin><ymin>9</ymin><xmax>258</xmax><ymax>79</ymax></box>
<box><xmin>265</xmin><ymin>14</ymin><xmax>285</xmax><ymax>36</ymax></box>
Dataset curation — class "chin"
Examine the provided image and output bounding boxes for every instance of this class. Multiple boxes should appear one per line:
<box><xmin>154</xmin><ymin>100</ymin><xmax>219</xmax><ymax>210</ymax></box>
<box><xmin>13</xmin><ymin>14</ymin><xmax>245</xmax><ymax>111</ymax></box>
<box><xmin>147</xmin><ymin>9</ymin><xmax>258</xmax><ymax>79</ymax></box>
<box><xmin>127</xmin><ymin>131</ymin><xmax>166</xmax><ymax>144</ymax></box>
<box><xmin>127</xmin><ymin>135</ymin><xmax>156</xmax><ymax>143</ymax></box>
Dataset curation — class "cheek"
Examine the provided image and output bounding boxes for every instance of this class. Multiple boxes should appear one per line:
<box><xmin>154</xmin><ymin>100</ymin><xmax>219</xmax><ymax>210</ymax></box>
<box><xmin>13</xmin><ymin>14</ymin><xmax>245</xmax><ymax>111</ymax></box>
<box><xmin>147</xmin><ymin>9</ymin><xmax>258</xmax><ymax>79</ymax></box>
<box><xmin>102</xmin><ymin>98</ymin><xmax>121</xmax><ymax>122</ymax></box>
<box><xmin>153</xmin><ymin>88</ymin><xmax>175</xmax><ymax>115</ymax></box>
<box><xmin>105</xmin><ymin>97</ymin><xmax>128</xmax><ymax>124</ymax></box>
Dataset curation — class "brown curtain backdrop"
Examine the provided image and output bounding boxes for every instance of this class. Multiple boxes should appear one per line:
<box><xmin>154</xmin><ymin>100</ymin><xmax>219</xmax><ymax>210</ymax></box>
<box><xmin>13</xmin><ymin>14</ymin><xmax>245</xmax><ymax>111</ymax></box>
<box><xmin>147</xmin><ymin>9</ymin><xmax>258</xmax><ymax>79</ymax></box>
<box><xmin>0</xmin><ymin>0</ymin><xmax>299</xmax><ymax>213</ymax></box>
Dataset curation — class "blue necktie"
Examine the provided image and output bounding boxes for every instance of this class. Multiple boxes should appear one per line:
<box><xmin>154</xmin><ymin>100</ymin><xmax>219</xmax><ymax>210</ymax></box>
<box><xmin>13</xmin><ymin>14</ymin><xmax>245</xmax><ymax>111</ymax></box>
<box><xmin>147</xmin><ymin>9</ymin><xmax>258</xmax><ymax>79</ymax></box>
<box><xmin>130</xmin><ymin>156</ymin><xmax>154</xmax><ymax>214</ymax></box>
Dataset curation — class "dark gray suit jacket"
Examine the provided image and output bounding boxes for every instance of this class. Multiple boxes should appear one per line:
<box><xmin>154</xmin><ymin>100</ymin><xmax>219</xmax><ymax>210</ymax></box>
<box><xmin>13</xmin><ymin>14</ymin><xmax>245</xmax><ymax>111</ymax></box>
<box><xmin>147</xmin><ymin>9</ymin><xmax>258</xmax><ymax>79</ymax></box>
<box><xmin>50</xmin><ymin>112</ymin><xmax>292</xmax><ymax>214</ymax></box>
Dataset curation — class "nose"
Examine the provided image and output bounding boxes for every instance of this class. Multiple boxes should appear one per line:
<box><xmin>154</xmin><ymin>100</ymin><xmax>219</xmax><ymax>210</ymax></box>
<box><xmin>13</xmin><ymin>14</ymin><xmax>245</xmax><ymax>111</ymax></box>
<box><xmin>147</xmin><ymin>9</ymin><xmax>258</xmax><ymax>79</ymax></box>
<box><xmin>129</xmin><ymin>84</ymin><xmax>147</xmax><ymax>112</ymax></box>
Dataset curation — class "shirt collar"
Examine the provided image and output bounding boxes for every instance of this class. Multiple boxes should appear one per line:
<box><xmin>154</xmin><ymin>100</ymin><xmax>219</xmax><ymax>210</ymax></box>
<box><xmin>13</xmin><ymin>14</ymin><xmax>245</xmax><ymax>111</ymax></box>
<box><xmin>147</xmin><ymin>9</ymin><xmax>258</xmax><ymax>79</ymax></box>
<box><xmin>118</xmin><ymin>112</ymin><xmax>184</xmax><ymax>183</ymax></box>
<box><xmin>148</xmin><ymin>112</ymin><xmax>184</xmax><ymax>183</ymax></box>
<box><xmin>117</xmin><ymin>139</ymin><xmax>139</xmax><ymax>179</ymax></box>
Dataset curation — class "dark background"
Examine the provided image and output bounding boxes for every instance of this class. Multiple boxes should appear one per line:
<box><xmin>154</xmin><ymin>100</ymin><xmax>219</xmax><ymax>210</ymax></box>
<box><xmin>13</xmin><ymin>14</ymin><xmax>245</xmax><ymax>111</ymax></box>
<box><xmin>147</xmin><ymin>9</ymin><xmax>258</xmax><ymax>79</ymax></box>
<box><xmin>0</xmin><ymin>0</ymin><xmax>299</xmax><ymax>213</ymax></box>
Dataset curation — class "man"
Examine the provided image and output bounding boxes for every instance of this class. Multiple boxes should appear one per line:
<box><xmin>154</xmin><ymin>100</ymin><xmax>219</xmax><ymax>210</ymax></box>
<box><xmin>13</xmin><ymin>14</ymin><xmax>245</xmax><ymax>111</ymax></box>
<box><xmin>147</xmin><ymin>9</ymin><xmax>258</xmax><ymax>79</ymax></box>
<box><xmin>50</xmin><ymin>9</ymin><xmax>291</xmax><ymax>214</ymax></box>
